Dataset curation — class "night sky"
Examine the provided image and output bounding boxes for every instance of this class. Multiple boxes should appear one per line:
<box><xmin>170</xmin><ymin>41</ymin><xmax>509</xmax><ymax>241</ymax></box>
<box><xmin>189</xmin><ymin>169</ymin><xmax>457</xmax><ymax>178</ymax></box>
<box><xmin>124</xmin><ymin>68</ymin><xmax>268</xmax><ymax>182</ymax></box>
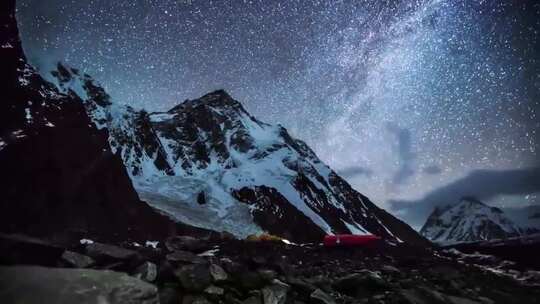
<box><xmin>16</xmin><ymin>0</ymin><xmax>540</xmax><ymax>227</ymax></box>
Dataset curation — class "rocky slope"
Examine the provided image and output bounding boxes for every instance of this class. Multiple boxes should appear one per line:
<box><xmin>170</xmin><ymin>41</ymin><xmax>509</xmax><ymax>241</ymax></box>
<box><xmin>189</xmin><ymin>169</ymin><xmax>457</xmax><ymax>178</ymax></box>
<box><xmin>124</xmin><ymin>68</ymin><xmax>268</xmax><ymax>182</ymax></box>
<box><xmin>0</xmin><ymin>0</ymin><xmax>210</xmax><ymax>242</ymax></box>
<box><xmin>45</xmin><ymin>65</ymin><xmax>428</xmax><ymax>245</ymax></box>
<box><xmin>1</xmin><ymin>233</ymin><xmax>539</xmax><ymax>304</ymax></box>
<box><xmin>420</xmin><ymin>197</ymin><xmax>522</xmax><ymax>245</ymax></box>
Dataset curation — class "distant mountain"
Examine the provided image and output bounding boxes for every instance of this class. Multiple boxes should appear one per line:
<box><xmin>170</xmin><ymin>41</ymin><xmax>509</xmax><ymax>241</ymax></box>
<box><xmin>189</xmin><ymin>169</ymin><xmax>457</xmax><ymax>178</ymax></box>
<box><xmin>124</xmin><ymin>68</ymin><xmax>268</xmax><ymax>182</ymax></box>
<box><xmin>504</xmin><ymin>205</ymin><xmax>540</xmax><ymax>234</ymax></box>
<box><xmin>420</xmin><ymin>197</ymin><xmax>522</xmax><ymax>245</ymax></box>
<box><xmin>46</xmin><ymin>63</ymin><xmax>429</xmax><ymax>245</ymax></box>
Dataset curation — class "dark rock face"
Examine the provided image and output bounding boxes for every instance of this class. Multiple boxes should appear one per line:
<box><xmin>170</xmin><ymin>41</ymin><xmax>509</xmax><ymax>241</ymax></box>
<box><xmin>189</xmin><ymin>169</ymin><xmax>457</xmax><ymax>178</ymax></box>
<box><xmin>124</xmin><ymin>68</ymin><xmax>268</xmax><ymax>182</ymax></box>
<box><xmin>232</xmin><ymin>186</ymin><xmax>326</xmax><ymax>243</ymax></box>
<box><xmin>0</xmin><ymin>0</ymin><xmax>192</xmax><ymax>242</ymax></box>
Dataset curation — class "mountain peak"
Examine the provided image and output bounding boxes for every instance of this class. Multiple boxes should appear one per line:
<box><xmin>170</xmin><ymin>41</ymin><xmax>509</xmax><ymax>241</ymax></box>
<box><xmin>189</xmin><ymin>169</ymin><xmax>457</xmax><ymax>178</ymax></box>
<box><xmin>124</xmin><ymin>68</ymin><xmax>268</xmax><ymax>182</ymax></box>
<box><xmin>168</xmin><ymin>89</ymin><xmax>244</xmax><ymax>114</ymax></box>
<box><xmin>202</xmin><ymin>89</ymin><xmax>233</xmax><ymax>100</ymax></box>
<box><xmin>75</xmin><ymin>84</ymin><xmax>429</xmax><ymax>244</ymax></box>
<box><xmin>420</xmin><ymin>198</ymin><xmax>522</xmax><ymax>245</ymax></box>
<box><xmin>459</xmin><ymin>196</ymin><xmax>484</xmax><ymax>205</ymax></box>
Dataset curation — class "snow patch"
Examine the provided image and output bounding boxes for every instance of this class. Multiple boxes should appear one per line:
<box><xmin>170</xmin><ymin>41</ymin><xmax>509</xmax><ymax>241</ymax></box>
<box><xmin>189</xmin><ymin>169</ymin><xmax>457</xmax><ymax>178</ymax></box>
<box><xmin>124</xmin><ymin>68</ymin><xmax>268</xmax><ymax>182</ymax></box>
<box><xmin>80</xmin><ymin>239</ymin><xmax>94</xmax><ymax>245</ymax></box>
<box><xmin>25</xmin><ymin>108</ymin><xmax>32</xmax><ymax>123</ymax></box>
<box><xmin>145</xmin><ymin>241</ymin><xmax>159</xmax><ymax>248</ymax></box>
<box><xmin>342</xmin><ymin>220</ymin><xmax>369</xmax><ymax>235</ymax></box>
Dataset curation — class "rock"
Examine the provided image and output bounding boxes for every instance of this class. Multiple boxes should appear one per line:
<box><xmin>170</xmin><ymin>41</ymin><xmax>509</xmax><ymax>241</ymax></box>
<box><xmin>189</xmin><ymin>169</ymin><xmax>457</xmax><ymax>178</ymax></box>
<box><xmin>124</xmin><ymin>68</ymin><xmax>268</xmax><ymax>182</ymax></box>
<box><xmin>333</xmin><ymin>271</ymin><xmax>388</xmax><ymax>296</ymax></box>
<box><xmin>134</xmin><ymin>261</ymin><xmax>158</xmax><ymax>282</ymax></box>
<box><xmin>209</xmin><ymin>263</ymin><xmax>228</xmax><ymax>282</ymax></box>
<box><xmin>167</xmin><ymin>250</ymin><xmax>207</xmax><ymax>264</ymax></box>
<box><xmin>400</xmin><ymin>289</ymin><xmax>427</xmax><ymax>304</ymax></box>
<box><xmin>399</xmin><ymin>287</ymin><xmax>483</xmax><ymax>304</ymax></box>
<box><xmin>239</xmin><ymin>271</ymin><xmax>267</xmax><ymax>291</ymax></box>
<box><xmin>182</xmin><ymin>295</ymin><xmax>213</xmax><ymax>304</ymax></box>
<box><xmin>166</xmin><ymin>236</ymin><xmax>210</xmax><ymax>253</ymax></box>
<box><xmin>477</xmin><ymin>297</ymin><xmax>495</xmax><ymax>304</ymax></box>
<box><xmin>204</xmin><ymin>285</ymin><xmax>225</xmax><ymax>296</ymax></box>
<box><xmin>243</xmin><ymin>296</ymin><xmax>262</xmax><ymax>304</ymax></box>
<box><xmin>305</xmin><ymin>275</ymin><xmax>333</xmax><ymax>293</ymax></box>
<box><xmin>0</xmin><ymin>265</ymin><xmax>158</xmax><ymax>304</ymax></box>
<box><xmin>285</xmin><ymin>277</ymin><xmax>317</xmax><ymax>295</ymax></box>
<box><xmin>221</xmin><ymin>258</ymin><xmax>246</xmax><ymax>276</ymax></box>
<box><xmin>429</xmin><ymin>265</ymin><xmax>462</xmax><ymax>280</ymax></box>
<box><xmin>381</xmin><ymin>265</ymin><xmax>400</xmax><ymax>275</ymax></box>
<box><xmin>175</xmin><ymin>264</ymin><xmax>213</xmax><ymax>292</ymax></box>
<box><xmin>446</xmin><ymin>295</ymin><xmax>482</xmax><ymax>304</ymax></box>
<box><xmin>61</xmin><ymin>250</ymin><xmax>95</xmax><ymax>268</ymax></box>
<box><xmin>310</xmin><ymin>289</ymin><xmax>336</xmax><ymax>304</ymax></box>
<box><xmin>251</xmin><ymin>255</ymin><xmax>267</xmax><ymax>266</ymax></box>
<box><xmin>224</xmin><ymin>291</ymin><xmax>244</xmax><ymax>304</ymax></box>
<box><xmin>85</xmin><ymin>242</ymin><xmax>138</xmax><ymax>263</ymax></box>
<box><xmin>159</xmin><ymin>285</ymin><xmax>182</xmax><ymax>304</ymax></box>
<box><xmin>158</xmin><ymin>260</ymin><xmax>177</xmax><ymax>282</ymax></box>
<box><xmin>197</xmin><ymin>191</ymin><xmax>207</xmax><ymax>205</ymax></box>
<box><xmin>0</xmin><ymin>233</ymin><xmax>64</xmax><ymax>266</ymax></box>
<box><xmin>258</xmin><ymin>269</ymin><xmax>277</xmax><ymax>282</ymax></box>
<box><xmin>262</xmin><ymin>279</ymin><xmax>289</xmax><ymax>304</ymax></box>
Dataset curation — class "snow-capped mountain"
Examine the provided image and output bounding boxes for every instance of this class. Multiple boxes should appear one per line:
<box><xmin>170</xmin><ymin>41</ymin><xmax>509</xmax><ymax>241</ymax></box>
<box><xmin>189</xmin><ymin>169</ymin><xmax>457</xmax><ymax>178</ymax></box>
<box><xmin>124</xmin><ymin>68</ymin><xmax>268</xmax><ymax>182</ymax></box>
<box><xmin>420</xmin><ymin>197</ymin><xmax>523</xmax><ymax>245</ymax></box>
<box><xmin>47</xmin><ymin>65</ymin><xmax>428</xmax><ymax>245</ymax></box>
<box><xmin>502</xmin><ymin>205</ymin><xmax>540</xmax><ymax>236</ymax></box>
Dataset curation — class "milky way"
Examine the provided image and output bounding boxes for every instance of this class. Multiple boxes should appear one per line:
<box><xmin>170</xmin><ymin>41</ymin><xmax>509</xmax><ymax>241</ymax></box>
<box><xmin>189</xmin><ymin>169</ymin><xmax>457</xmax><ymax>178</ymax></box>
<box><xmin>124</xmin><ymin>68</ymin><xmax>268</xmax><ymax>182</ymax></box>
<box><xmin>16</xmin><ymin>0</ymin><xmax>540</xmax><ymax>226</ymax></box>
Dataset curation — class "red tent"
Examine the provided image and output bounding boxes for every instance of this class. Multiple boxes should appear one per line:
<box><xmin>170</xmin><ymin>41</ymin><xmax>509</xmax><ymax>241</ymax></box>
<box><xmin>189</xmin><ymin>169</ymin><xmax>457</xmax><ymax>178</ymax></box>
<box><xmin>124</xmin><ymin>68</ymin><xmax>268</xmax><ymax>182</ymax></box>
<box><xmin>323</xmin><ymin>234</ymin><xmax>381</xmax><ymax>247</ymax></box>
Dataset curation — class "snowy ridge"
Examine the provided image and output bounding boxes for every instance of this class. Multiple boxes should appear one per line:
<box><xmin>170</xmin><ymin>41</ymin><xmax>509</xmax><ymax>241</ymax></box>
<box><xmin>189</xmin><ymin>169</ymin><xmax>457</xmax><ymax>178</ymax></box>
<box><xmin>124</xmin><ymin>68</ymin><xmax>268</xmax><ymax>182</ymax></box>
<box><xmin>420</xmin><ymin>197</ymin><xmax>523</xmax><ymax>245</ymax></box>
<box><xmin>46</xmin><ymin>63</ymin><xmax>173</xmax><ymax>179</ymax></box>
<box><xmin>48</xmin><ymin>66</ymin><xmax>426</xmax><ymax>244</ymax></box>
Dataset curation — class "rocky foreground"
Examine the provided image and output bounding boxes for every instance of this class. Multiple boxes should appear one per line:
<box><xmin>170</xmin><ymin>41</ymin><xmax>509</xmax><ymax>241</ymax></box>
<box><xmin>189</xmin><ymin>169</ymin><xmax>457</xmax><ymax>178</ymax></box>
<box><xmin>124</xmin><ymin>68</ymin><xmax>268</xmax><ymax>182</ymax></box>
<box><xmin>1</xmin><ymin>233</ymin><xmax>539</xmax><ymax>304</ymax></box>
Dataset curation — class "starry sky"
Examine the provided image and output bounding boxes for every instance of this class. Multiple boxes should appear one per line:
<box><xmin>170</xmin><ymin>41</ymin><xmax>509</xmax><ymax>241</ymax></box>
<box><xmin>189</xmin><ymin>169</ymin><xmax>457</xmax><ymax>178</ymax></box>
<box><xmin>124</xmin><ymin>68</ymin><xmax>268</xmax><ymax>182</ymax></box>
<box><xmin>16</xmin><ymin>0</ymin><xmax>540</xmax><ymax>228</ymax></box>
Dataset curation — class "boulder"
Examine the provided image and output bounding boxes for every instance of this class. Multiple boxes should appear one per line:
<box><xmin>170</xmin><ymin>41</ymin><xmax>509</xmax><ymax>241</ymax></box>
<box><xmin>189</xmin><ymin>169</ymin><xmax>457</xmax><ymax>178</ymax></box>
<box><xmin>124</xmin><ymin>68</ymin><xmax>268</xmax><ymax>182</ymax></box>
<box><xmin>204</xmin><ymin>285</ymin><xmax>225</xmax><ymax>296</ymax></box>
<box><xmin>261</xmin><ymin>279</ymin><xmax>289</xmax><ymax>304</ymax></box>
<box><xmin>209</xmin><ymin>263</ymin><xmax>228</xmax><ymax>282</ymax></box>
<box><xmin>243</xmin><ymin>296</ymin><xmax>262</xmax><ymax>304</ymax></box>
<box><xmin>166</xmin><ymin>236</ymin><xmax>210</xmax><ymax>253</ymax></box>
<box><xmin>158</xmin><ymin>285</ymin><xmax>182</xmax><ymax>304</ymax></box>
<box><xmin>238</xmin><ymin>271</ymin><xmax>267</xmax><ymax>291</ymax></box>
<box><xmin>381</xmin><ymin>265</ymin><xmax>400</xmax><ymax>275</ymax></box>
<box><xmin>257</xmin><ymin>269</ymin><xmax>277</xmax><ymax>282</ymax></box>
<box><xmin>182</xmin><ymin>295</ymin><xmax>213</xmax><ymax>304</ymax></box>
<box><xmin>0</xmin><ymin>265</ymin><xmax>158</xmax><ymax>304</ymax></box>
<box><xmin>85</xmin><ymin>242</ymin><xmax>139</xmax><ymax>263</ymax></box>
<box><xmin>61</xmin><ymin>250</ymin><xmax>95</xmax><ymax>268</ymax></box>
<box><xmin>175</xmin><ymin>264</ymin><xmax>213</xmax><ymax>292</ymax></box>
<box><xmin>310</xmin><ymin>289</ymin><xmax>336</xmax><ymax>304</ymax></box>
<box><xmin>333</xmin><ymin>271</ymin><xmax>388</xmax><ymax>296</ymax></box>
<box><xmin>305</xmin><ymin>275</ymin><xmax>333</xmax><ymax>293</ymax></box>
<box><xmin>134</xmin><ymin>261</ymin><xmax>158</xmax><ymax>282</ymax></box>
<box><xmin>285</xmin><ymin>277</ymin><xmax>317</xmax><ymax>296</ymax></box>
<box><xmin>167</xmin><ymin>250</ymin><xmax>207</xmax><ymax>264</ymax></box>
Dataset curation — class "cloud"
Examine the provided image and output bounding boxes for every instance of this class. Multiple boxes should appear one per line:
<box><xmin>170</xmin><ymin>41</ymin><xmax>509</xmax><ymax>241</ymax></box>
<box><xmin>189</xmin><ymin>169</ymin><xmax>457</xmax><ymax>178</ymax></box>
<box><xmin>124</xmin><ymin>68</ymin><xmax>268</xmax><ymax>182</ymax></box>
<box><xmin>386</xmin><ymin>123</ymin><xmax>416</xmax><ymax>188</ymax></box>
<box><xmin>390</xmin><ymin>167</ymin><xmax>540</xmax><ymax>228</ymax></box>
<box><xmin>338</xmin><ymin>166</ymin><xmax>374</xmax><ymax>179</ymax></box>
